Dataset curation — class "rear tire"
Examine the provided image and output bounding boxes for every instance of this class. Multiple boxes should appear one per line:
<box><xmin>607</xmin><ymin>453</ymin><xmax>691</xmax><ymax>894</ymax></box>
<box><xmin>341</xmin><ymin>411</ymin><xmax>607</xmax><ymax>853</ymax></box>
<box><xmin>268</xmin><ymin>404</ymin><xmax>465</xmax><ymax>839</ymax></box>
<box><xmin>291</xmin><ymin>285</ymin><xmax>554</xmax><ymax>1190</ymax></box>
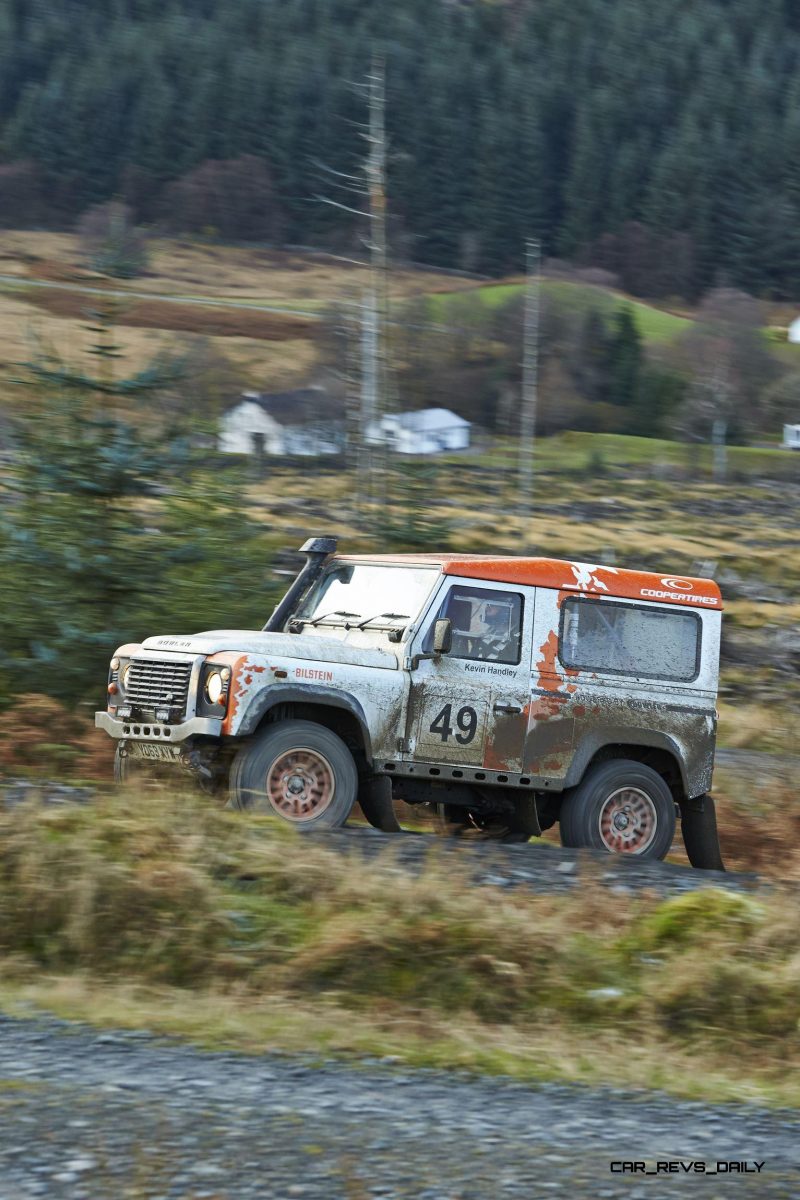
<box><xmin>559</xmin><ymin>759</ymin><xmax>676</xmax><ymax>860</ymax></box>
<box><xmin>229</xmin><ymin>720</ymin><xmax>357</xmax><ymax>829</ymax></box>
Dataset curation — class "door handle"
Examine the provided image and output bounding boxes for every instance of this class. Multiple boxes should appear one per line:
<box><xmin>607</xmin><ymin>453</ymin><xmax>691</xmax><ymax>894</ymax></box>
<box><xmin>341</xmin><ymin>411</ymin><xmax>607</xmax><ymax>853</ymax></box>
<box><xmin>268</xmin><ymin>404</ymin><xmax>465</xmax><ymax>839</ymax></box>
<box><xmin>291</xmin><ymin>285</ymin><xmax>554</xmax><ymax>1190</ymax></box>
<box><xmin>493</xmin><ymin>700</ymin><xmax>523</xmax><ymax>715</ymax></box>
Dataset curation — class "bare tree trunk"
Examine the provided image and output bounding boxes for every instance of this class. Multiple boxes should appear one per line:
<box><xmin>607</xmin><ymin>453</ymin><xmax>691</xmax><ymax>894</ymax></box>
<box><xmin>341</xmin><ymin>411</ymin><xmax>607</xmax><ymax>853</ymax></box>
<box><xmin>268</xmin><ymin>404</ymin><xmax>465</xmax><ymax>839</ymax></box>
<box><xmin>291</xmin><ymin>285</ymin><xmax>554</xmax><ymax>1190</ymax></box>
<box><xmin>517</xmin><ymin>238</ymin><xmax>541</xmax><ymax>527</ymax></box>
<box><xmin>712</xmin><ymin>416</ymin><xmax>728</xmax><ymax>483</ymax></box>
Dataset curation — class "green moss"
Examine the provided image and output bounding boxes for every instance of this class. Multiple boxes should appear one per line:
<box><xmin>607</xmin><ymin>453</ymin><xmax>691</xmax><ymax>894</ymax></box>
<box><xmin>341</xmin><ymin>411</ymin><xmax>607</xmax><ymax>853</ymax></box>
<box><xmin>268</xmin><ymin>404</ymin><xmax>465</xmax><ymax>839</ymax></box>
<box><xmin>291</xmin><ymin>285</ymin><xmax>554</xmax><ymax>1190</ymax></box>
<box><xmin>633</xmin><ymin>889</ymin><xmax>765</xmax><ymax>950</ymax></box>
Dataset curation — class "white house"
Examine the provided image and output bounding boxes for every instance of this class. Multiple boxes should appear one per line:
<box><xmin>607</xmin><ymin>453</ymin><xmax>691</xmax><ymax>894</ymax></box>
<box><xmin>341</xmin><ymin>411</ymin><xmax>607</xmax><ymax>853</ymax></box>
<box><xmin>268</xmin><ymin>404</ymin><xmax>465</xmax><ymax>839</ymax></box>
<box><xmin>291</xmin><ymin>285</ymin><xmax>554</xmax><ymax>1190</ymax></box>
<box><xmin>219</xmin><ymin>388</ymin><xmax>344</xmax><ymax>457</ymax></box>
<box><xmin>782</xmin><ymin>423</ymin><xmax>800</xmax><ymax>449</ymax></box>
<box><xmin>367</xmin><ymin>408</ymin><xmax>471</xmax><ymax>455</ymax></box>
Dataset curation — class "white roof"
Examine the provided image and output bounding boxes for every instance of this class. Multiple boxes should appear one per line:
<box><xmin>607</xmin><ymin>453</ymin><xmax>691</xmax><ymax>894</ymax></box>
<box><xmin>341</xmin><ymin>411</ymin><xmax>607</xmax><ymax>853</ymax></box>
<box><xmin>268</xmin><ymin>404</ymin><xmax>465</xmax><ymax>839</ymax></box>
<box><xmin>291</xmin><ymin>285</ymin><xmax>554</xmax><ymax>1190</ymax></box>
<box><xmin>388</xmin><ymin>408</ymin><xmax>470</xmax><ymax>431</ymax></box>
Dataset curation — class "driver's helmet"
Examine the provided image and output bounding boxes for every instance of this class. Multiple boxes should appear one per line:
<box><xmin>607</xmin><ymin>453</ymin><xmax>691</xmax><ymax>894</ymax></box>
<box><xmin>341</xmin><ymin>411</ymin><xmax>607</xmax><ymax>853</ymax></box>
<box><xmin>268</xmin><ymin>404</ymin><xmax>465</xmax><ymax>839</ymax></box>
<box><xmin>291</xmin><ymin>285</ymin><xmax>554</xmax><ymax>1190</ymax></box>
<box><xmin>477</xmin><ymin>601</ymin><xmax>510</xmax><ymax>642</ymax></box>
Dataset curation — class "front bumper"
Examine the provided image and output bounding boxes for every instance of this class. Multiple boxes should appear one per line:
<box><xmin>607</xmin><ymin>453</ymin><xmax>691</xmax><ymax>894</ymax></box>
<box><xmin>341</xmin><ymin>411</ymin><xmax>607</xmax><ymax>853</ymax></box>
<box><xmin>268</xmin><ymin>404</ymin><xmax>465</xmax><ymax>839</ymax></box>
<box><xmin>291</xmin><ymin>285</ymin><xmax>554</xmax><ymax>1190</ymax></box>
<box><xmin>95</xmin><ymin>712</ymin><xmax>223</xmax><ymax>741</ymax></box>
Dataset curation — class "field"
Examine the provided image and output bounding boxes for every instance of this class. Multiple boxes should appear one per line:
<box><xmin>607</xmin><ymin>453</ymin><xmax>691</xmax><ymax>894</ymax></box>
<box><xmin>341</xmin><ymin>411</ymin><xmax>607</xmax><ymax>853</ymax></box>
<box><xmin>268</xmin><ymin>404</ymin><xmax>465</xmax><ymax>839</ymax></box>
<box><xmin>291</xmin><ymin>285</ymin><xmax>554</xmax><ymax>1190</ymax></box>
<box><xmin>0</xmin><ymin>230</ymin><xmax>479</xmax><ymax>388</ymax></box>
<box><xmin>5</xmin><ymin>228</ymin><xmax>800</xmax><ymax>404</ymax></box>
<box><xmin>429</xmin><ymin>278</ymin><xmax>694</xmax><ymax>342</ymax></box>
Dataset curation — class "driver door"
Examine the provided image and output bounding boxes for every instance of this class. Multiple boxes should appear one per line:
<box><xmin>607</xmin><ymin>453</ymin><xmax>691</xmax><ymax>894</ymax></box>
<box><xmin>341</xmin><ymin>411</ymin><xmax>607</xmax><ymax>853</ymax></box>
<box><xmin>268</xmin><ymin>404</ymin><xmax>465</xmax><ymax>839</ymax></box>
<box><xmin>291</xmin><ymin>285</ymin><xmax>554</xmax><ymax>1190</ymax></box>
<box><xmin>407</xmin><ymin>581</ymin><xmax>528</xmax><ymax>769</ymax></box>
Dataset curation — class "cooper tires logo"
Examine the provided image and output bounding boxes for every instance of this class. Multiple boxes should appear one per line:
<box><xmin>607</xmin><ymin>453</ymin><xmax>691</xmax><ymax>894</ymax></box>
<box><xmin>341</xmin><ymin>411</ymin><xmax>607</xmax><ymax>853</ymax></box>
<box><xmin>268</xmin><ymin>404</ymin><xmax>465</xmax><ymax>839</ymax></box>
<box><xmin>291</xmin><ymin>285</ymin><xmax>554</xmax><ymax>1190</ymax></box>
<box><xmin>660</xmin><ymin>577</ymin><xmax>693</xmax><ymax>591</ymax></box>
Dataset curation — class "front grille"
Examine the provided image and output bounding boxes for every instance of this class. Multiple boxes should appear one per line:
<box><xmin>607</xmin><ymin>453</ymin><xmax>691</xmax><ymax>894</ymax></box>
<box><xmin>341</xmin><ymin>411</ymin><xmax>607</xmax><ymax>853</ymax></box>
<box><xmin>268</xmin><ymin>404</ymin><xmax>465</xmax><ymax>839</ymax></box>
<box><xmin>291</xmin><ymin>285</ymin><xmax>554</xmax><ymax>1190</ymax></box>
<box><xmin>125</xmin><ymin>659</ymin><xmax>193</xmax><ymax>716</ymax></box>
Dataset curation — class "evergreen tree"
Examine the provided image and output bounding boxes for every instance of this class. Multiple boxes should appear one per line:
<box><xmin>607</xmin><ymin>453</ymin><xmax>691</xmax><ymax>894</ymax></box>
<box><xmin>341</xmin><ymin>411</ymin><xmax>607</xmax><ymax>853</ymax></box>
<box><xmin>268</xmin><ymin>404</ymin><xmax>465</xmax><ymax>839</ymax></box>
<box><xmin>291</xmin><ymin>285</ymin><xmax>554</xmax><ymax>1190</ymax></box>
<box><xmin>607</xmin><ymin>306</ymin><xmax>643</xmax><ymax>414</ymax></box>
<box><xmin>0</xmin><ymin>0</ymin><xmax>799</xmax><ymax>289</ymax></box>
<box><xmin>0</xmin><ymin>316</ymin><xmax>274</xmax><ymax>706</ymax></box>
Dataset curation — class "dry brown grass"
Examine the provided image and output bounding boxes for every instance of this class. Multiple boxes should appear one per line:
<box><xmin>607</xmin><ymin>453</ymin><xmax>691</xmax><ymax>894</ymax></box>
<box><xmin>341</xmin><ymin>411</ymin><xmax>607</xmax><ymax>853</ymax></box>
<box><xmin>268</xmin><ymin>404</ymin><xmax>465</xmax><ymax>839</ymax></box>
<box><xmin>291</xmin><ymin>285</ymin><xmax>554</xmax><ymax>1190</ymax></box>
<box><xmin>0</xmin><ymin>694</ymin><xmax>112</xmax><ymax>779</ymax></box>
<box><xmin>712</xmin><ymin>767</ymin><xmax>800</xmax><ymax>878</ymax></box>
<box><xmin>0</xmin><ymin>229</ymin><xmax>477</xmax><ymax>304</ymax></box>
<box><xmin>0</xmin><ymin>290</ymin><xmax>174</xmax><ymax>378</ymax></box>
<box><xmin>21</xmin><ymin>285</ymin><xmax>316</xmax><ymax>342</ymax></box>
<box><xmin>0</xmin><ymin>287</ymin><xmax>318</xmax><ymax>387</ymax></box>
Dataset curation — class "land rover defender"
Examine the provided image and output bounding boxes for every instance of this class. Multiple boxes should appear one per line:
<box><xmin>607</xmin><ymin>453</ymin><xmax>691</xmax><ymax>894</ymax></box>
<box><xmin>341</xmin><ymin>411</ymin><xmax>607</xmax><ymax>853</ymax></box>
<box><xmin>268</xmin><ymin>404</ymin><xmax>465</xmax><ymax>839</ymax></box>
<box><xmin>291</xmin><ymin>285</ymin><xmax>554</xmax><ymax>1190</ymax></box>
<box><xmin>96</xmin><ymin>537</ymin><xmax>725</xmax><ymax>867</ymax></box>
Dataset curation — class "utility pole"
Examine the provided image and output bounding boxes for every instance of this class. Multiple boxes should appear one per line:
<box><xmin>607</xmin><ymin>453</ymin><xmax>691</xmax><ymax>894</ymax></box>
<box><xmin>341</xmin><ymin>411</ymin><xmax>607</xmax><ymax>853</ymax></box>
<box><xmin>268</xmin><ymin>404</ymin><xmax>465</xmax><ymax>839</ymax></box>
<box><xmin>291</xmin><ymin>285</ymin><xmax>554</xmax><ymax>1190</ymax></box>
<box><xmin>362</xmin><ymin>51</ymin><xmax>389</xmax><ymax>514</ymax></box>
<box><xmin>518</xmin><ymin>238</ymin><xmax>541</xmax><ymax>525</ymax></box>
<box><xmin>313</xmin><ymin>53</ymin><xmax>390</xmax><ymax>525</ymax></box>
<box><xmin>358</xmin><ymin>285</ymin><xmax>379</xmax><ymax>507</ymax></box>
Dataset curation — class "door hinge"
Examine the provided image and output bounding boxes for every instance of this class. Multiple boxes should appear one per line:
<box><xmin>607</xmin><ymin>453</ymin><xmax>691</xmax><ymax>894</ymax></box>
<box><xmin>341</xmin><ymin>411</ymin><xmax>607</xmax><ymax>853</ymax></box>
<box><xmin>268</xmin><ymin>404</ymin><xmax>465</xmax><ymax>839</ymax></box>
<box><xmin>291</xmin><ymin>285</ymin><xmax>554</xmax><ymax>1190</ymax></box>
<box><xmin>396</xmin><ymin>736</ymin><xmax>410</xmax><ymax>752</ymax></box>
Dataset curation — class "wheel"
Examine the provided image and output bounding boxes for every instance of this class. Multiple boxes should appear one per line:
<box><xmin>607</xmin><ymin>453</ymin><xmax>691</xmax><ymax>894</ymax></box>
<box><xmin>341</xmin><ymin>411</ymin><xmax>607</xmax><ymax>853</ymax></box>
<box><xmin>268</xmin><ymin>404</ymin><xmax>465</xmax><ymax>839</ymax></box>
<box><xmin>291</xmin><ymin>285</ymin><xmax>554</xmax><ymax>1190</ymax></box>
<box><xmin>559</xmin><ymin>759</ymin><xmax>676</xmax><ymax>860</ymax></box>
<box><xmin>229</xmin><ymin>720</ymin><xmax>357</xmax><ymax>829</ymax></box>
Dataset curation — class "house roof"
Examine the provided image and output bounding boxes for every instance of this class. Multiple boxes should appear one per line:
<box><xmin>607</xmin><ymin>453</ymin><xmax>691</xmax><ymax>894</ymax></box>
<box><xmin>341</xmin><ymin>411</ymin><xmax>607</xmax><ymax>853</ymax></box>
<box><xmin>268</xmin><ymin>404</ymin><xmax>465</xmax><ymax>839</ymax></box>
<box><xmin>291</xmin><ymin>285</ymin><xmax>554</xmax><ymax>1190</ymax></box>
<box><xmin>228</xmin><ymin>388</ymin><xmax>343</xmax><ymax>426</ymax></box>
<box><xmin>387</xmin><ymin>407</ymin><xmax>470</xmax><ymax>431</ymax></box>
<box><xmin>334</xmin><ymin>554</ymin><xmax>723</xmax><ymax>610</ymax></box>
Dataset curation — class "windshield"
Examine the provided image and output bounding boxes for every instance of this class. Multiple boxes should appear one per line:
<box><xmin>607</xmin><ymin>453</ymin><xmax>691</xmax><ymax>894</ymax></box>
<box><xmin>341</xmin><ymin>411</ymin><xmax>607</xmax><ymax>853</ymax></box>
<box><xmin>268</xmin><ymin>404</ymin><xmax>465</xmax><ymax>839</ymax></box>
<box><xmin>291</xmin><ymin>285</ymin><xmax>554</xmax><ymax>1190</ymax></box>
<box><xmin>295</xmin><ymin>563</ymin><xmax>438</xmax><ymax>630</ymax></box>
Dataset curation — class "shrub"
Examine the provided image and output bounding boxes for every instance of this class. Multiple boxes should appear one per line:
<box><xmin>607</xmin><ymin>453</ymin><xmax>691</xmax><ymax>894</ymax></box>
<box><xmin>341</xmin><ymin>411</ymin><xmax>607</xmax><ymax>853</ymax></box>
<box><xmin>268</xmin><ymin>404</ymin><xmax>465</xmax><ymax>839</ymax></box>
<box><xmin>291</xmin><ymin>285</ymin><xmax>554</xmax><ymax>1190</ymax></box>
<box><xmin>76</xmin><ymin>200</ymin><xmax>148</xmax><ymax>278</ymax></box>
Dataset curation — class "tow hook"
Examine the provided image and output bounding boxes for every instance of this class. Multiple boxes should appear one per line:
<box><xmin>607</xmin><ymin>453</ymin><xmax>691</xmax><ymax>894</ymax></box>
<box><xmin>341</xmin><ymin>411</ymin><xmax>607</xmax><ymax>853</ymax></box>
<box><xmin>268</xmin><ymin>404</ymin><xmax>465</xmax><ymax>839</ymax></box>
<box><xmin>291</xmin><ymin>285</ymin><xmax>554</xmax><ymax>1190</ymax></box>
<box><xmin>185</xmin><ymin>748</ymin><xmax>214</xmax><ymax>779</ymax></box>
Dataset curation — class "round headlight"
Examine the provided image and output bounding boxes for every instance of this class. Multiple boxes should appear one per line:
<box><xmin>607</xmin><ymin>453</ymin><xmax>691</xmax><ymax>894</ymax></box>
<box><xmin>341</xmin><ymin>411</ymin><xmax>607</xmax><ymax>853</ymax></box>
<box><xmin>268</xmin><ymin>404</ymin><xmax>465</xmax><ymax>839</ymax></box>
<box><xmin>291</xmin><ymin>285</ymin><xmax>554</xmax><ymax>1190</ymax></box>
<box><xmin>205</xmin><ymin>670</ymin><xmax>224</xmax><ymax>705</ymax></box>
<box><xmin>119</xmin><ymin>662</ymin><xmax>132</xmax><ymax>689</ymax></box>
<box><xmin>110</xmin><ymin>656</ymin><xmax>120</xmax><ymax>672</ymax></box>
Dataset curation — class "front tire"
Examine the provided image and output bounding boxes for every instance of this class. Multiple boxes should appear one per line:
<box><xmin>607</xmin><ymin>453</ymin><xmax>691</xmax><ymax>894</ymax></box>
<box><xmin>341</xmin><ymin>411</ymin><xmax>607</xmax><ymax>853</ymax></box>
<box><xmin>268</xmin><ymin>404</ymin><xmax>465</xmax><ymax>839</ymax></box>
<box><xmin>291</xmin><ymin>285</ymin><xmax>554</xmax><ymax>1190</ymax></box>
<box><xmin>559</xmin><ymin>759</ymin><xmax>676</xmax><ymax>860</ymax></box>
<box><xmin>229</xmin><ymin>720</ymin><xmax>357</xmax><ymax>829</ymax></box>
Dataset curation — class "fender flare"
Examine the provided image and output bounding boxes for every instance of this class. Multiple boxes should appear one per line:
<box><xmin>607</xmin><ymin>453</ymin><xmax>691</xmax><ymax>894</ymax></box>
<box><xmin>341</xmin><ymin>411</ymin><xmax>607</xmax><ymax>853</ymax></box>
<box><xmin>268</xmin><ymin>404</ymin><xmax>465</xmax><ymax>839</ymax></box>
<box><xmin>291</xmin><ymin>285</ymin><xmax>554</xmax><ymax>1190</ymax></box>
<box><xmin>233</xmin><ymin>684</ymin><xmax>373</xmax><ymax>765</ymax></box>
<box><xmin>564</xmin><ymin>727</ymin><xmax>689</xmax><ymax>795</ymax></box>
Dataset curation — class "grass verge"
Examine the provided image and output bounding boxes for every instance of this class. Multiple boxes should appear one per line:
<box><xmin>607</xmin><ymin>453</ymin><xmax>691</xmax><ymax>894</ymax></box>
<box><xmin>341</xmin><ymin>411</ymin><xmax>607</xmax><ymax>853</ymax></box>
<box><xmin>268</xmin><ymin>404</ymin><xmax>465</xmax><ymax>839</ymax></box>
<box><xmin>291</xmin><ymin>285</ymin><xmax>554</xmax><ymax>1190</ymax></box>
<box><xmin>1</xmin><ymin>787</ymin><xmax>799</xmax><ymax>1105</ymax></box>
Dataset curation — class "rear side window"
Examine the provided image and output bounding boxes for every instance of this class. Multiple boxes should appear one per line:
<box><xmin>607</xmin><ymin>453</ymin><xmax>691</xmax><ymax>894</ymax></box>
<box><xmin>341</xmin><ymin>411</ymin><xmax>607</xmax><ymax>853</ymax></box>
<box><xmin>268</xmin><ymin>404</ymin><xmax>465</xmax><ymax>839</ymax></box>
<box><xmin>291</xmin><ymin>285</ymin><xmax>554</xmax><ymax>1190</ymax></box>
<box><xmin>559</xmin><ymin>597</ymin><xmax>701</xmax><ymax>682</ymax></box>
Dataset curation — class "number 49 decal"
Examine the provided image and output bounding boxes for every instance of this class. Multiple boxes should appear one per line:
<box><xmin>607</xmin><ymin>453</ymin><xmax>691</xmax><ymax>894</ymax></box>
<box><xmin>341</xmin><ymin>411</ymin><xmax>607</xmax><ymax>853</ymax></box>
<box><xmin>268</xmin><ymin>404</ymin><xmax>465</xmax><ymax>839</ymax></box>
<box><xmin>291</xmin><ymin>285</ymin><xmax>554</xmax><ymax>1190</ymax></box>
<box><xmin>429</xmin><ymin>703</ymin><xmax>478</xmax><ymax>745</ymax></box>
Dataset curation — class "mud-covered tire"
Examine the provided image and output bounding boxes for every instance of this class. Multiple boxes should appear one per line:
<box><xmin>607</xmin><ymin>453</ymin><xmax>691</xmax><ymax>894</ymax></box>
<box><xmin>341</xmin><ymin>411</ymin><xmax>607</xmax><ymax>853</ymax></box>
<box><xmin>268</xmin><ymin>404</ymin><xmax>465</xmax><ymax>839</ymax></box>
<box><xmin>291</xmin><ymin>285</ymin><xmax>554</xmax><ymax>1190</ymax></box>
<box><xmin>229</xmin><ymin>720</ymin><xmax>357</xmax><ymax>829</ymax></box>
<box><xmin>559</xmin><ymin>759</ymin><xmax>676</xmax><ymax>860</ymax></box>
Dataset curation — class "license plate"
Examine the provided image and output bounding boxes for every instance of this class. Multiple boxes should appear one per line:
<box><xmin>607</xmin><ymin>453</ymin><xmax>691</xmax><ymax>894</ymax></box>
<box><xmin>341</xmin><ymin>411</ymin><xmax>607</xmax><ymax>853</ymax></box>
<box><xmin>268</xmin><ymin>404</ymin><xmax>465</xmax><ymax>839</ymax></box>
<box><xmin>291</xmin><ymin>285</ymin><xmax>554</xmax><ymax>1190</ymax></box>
<box><xmin>126</xmin><ymin>742</ymin><xmax>182</xmax><ymax>763</ymax></box>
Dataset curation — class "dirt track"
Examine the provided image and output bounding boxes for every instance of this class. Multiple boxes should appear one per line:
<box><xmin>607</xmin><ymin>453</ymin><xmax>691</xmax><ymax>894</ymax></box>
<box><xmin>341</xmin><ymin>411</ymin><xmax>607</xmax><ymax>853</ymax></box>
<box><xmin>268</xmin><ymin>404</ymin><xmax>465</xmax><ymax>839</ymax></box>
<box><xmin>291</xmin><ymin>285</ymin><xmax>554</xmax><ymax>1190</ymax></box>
<box><xmin>1</xmin><ymin>1016</ymin><xmax>798</xmax><ymax>1200</ymax></box>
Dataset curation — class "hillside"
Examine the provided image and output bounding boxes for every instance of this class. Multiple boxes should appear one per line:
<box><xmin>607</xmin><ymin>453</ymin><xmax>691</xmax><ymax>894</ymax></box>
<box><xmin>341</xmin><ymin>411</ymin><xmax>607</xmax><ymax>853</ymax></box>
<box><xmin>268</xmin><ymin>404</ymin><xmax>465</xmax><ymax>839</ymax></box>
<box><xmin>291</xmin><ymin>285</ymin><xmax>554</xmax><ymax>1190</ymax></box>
<box><xmin>2</xmin><ymin>0</ymin><xmax>800</xmax><ymax>297</ymax></box>
<box><xmin>0</xmin><ymin>230</ymin><xmax>703</xmax><ymax>393</ymax></box>
<box><xmin>0</xmin><ymin>231</ymin><xmax>476</xmax><ymax>389</ymax></box>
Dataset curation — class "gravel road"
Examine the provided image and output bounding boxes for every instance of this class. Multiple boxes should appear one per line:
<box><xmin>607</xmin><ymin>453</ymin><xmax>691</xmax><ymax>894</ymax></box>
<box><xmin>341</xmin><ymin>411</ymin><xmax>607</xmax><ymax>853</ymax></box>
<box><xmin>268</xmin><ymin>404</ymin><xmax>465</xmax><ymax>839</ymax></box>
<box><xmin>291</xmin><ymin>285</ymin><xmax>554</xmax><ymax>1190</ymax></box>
<box><xmin>0</xmin><ymin>1016</ymin><xmax>797</xmax><ymax>1199</ymax></box>
<box><xmin>312</xmin><ymin>826</ymin><xmax>761</xmax><ymax>896</ymax></box>
<box><xmin>0</xmin><ymin>779</ymin><xmax>764</xmax><ymax>898</ymax></box>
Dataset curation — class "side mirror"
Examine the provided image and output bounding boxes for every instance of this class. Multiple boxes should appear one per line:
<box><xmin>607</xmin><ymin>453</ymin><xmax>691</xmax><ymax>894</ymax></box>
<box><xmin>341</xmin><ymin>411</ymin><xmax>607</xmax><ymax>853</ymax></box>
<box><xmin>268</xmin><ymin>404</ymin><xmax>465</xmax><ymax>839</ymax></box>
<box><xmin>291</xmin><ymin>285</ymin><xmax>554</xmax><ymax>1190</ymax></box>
<box><xmin>433</xmin><ymin>617</ymin><xmax>452</xmax><ymax>656</ymax></box>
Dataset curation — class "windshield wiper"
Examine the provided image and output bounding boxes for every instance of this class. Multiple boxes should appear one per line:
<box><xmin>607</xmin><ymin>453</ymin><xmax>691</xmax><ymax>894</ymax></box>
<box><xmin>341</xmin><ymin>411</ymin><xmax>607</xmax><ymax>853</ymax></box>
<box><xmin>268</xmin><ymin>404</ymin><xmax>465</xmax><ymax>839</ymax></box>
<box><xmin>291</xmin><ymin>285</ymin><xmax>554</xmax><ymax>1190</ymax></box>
<box><xmin>307</xmin><ymin>609</ymin><xmax>361</xmax><ymax>628</ymax></box>
<box><xmin>356</xmin><ymin>612</ymin><xmax>410</xmax><ymax>630</ymax></box>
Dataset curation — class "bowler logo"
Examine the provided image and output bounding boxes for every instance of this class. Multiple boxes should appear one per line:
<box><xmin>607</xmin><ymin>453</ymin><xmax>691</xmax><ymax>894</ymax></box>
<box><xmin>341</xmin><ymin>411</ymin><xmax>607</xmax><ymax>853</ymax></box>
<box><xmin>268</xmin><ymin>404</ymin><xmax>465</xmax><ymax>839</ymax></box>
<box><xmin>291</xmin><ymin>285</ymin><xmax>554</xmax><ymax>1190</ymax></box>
<box><xmin>660</xmin><ymin>577</ymin><xmax>694</xmax><ymax>591</ymax></box>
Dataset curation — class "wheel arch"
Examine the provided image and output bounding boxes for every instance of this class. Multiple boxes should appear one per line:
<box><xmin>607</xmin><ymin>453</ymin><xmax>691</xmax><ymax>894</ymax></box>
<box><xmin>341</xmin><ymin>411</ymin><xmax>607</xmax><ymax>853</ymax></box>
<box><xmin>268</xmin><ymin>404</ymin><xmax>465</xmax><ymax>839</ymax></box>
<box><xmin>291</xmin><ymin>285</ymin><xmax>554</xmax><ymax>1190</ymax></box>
<box><xmin>234</xmin><ymin>685</ymin><xmax>373</xmax><ymax>768</ymax></box>
<box><xmin>564</xmin><ymin>730</ymin><xmax>688</xmax><ymax>803</ymax></box>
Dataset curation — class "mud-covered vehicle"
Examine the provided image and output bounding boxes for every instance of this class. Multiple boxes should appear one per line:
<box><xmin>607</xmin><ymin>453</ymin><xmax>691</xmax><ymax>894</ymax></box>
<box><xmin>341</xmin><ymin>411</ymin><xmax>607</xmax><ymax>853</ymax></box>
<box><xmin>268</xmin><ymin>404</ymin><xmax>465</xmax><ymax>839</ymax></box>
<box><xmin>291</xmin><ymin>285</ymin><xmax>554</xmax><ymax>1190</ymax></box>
<box><xmin>97</xmin><ymin>537</ymin><xmax>725</xmax><ymax>867</ymax></box>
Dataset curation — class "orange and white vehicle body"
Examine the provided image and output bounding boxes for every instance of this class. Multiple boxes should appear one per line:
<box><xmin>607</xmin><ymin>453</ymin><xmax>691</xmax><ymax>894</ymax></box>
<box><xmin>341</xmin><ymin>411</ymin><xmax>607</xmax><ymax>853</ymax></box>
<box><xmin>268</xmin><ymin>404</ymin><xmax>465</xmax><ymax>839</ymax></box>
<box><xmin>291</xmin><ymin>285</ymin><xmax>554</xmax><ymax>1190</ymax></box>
<box><xmin>97</xmin><ymin>539</ymin><xmax>724</xmax><ymax>865</ymax></box>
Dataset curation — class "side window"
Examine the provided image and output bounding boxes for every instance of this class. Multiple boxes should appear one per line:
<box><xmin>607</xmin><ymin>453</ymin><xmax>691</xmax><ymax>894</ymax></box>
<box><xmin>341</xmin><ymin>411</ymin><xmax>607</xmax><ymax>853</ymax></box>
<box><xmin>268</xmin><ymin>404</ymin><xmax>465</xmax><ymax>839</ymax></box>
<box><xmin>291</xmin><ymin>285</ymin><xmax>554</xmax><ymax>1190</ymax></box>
<box><xmin>560</xmin><ymin>597</ymin><xmax>701</xmax><ymax>682</ymax></box>
<box><xmin>424</xmin><ymin>585</ymin><xmax>523</xmax><ymax>665</ymax></box>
